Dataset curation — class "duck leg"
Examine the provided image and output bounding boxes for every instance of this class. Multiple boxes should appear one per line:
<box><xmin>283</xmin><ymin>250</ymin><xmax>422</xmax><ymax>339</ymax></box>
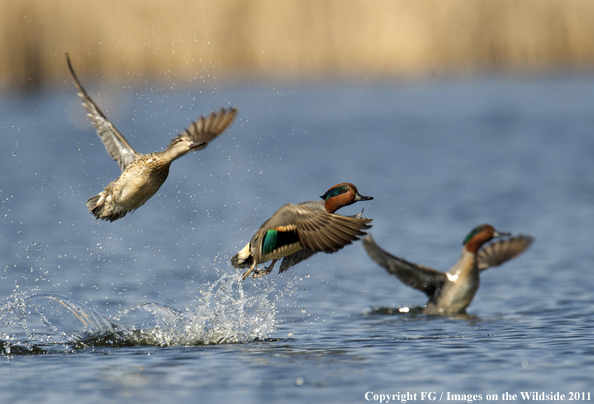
<box><xmin>253</xmin><ymin>259</ymin><xmax>278</xmax><ymax>278</ymax></box>
<box><xmin>242</xmin><ymin>261</ymin><xmax>258</xmax><ymax>281</ymax></box>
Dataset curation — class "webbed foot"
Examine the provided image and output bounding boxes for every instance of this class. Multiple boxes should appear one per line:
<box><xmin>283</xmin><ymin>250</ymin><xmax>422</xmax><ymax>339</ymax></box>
<box><xmin>252</xmin><ymin>259</ymin><xmax>277</xmax><ymax>279</ymax></box>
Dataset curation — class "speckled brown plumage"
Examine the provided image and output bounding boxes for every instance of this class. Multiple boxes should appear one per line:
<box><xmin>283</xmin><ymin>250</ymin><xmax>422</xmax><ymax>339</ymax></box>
<box><xmin>66</xmin><ymin>53</ymin><xmax>238</xmax><ymax>221</ymax></box>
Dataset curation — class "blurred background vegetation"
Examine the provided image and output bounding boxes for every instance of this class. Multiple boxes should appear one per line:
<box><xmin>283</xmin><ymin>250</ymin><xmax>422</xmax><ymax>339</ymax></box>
<box><xmin>2</xmin><ymin>0</ymin><xmax>594</xmax><ymax>90</ymax></box>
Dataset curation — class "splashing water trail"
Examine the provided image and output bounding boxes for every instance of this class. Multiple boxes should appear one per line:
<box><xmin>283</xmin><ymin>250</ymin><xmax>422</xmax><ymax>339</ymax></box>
<box><xmin>114</xmin><ymin>271</ymin><xmax>280</xmax><ymax>345</ymax></box>
<box><xmin>0</xmin><ymin>271</ymin><xmax>289</xmax><ymax>353</ymax></box>
<box><xmin>0</xmin><ymin>293</ymin><xmax>117</xmax><ymax>354</ymax></box>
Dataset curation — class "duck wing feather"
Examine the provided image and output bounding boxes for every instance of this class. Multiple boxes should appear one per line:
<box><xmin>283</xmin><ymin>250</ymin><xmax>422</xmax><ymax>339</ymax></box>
<box><xmin>259</xmin><ymin>204</ymin><xmax>371</xmax><ymax>252</ymax></box>
<box><xmin>291</xmin><ymin>206</ymin><xmax>372</xmax><ymax>252</ymax></box>
<box><xmin>279</xmin><ymin>249</ymin><xmax>317</xmax><ymax>273</ymax></box>
<box><xmin>362</xmin><ymin>235</ymin><xmax>446</xmax><ymax>297</ymax></box>
<box><xmin>66</xmin><ymin>53</ymin><xmax>138</xmax><ymax>171</ymax></box>
<box><xmin>477</xmin><ymin>235</ymin><xmax>534</xmax><ymax>271</ymax></box>
<box><xmin>177</xmin><ymin>107</ymin><xmax>238</xmax><ymax>149</ymax></box>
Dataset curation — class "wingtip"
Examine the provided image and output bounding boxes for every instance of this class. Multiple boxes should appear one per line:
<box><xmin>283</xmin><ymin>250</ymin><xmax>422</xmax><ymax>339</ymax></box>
<box><xmin>215</xmin><ymin>106</ymin><xmax>238</xmax><ymax>118</ymax></box>
<box><xmin>361</xmin><ymin>234</ymin><xmax>393</xmax><ymax>270</ymax></box>
<box><xmin>519</xmin><ymin>234</ymin><xmax>535</xmax><ymax>245</ymax></box>
<box><xmin>65</xmin><ymin>52</ymin><xmax>75</xmax><ymax>76</ymax></box>
<box><xmin>513</xmin><ymin>234</ymin><xmax>535</xmax><ymax>254</ymax></box>
<box><xmin>65</xmin><ymin>53</ymin><xmax>89</xmax><ymax>99</ymax></box>
<box><xmin>224</xmin><ymin>106</ymin><xmax>239</xmax><ymax>122</ymax></box>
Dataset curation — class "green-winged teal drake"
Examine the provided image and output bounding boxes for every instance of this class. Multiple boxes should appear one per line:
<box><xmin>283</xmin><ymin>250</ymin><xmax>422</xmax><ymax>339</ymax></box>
<box><xmin>363</xmin><ymin>224</ymin><xmax>533</xmax><ymax>315</ymax></box>
<box><xmin>66</xmin><ymin>53</ymin><xmax>238</xmax><ymax>221</ymax></box>
<box><xmin>232</xmin><ymin>183</ymin><xmax>373</xmax><ymax>280</ymax></box>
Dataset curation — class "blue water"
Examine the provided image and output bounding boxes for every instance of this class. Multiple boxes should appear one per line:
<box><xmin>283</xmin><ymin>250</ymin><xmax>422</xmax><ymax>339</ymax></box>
<box><xmin>0</xmin><ymin>75</ymin><xmax>593</xmax><ymax>403</ymax></box>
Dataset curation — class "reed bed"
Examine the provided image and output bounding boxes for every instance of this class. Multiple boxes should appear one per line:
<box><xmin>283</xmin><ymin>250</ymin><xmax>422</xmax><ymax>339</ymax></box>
<box><xmin>1</xmin><ymin>0</ymin><xmax>594</xmax><ymax>90</ymax></box>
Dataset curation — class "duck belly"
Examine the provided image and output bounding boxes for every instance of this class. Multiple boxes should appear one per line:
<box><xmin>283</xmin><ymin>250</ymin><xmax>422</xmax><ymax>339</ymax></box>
<box><xmin>112</xmin><ymin>166</ymin><xmax>167</xmax><ymax>210</ymax></box>
<box><xmin>424</xmin><ymin>279</ymin><xmax>479</xmax><ymax>315</ymax></box>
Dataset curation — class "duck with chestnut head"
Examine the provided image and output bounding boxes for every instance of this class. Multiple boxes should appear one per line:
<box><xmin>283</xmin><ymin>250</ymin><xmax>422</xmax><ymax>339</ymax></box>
<box><xmin>363</xmin><ymin>224</ymin><xmax>533</xmax><ymax>315</ymax></box>
<box><xmin>232</xmin><ymin>183</ymin><xmax>374</xmax><ymax>280</ymax></box>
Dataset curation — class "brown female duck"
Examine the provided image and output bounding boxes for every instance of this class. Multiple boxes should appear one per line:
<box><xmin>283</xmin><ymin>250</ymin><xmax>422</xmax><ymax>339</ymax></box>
<box><xmin>66</xmin><ymin>53</ymin><xmax>238</xmax><ymax>221</ymax></box>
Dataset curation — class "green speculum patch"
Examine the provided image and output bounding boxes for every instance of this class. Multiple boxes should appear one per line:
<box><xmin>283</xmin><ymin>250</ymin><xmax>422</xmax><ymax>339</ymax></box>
<box><xmin>262</xmin><ymin>229</ymin><xmax>299</xmax><ymax>255</ymax></box>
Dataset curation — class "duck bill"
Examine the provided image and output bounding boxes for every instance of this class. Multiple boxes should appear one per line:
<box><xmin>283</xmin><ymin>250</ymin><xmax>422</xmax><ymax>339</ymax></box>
<box><xmin>189</xmin><ymin>140</ymin><xmax>207</xmax><ymax>150</ymax></box>
<box><xmin>493</xmin><ymin>230</ymin><xmax>511</xmax><ymax>238</ymax></box>
<box><xmin>354</xmin><ymin>193</ymin><xmax>373</xmax><ymax>202</ymax></box>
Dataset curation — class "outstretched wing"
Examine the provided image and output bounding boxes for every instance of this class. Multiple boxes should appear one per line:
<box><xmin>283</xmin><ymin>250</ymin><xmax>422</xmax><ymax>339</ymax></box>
<box><xmin>362</xmin><ymin>235</ymin><xmax>446</xmax><ymax>297</ymax></box>
<box><xmin>477</xmin><ymin>235</ymin><xmax>534</xmax><ymax>271</ymax></box>
<box><xmin>176</xmin><ymin>107</ymin><xmax>238</xmax><ymax>150</ymax></box>
<box><xmin>66</xmin><ymin>53</ymin><xmax>138</xmax><ymax>171</ymax></box>
<box><xmin>290</xmin><ymin>206</ymin><xmax>372</xmax><ymax>253</ymax></box>
<box><xmin>279</xmin><ymin>249</ymin><xmax>317</xmax><ymax>273</ymax></box>
<box><xmin>252</xmin><ymin>204</ymin><xmax>372</xmax><ymax>267</ymax></box>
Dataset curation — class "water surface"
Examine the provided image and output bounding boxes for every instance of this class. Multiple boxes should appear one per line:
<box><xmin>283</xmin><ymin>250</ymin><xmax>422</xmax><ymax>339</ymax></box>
<box><xmin>0</xmin><ymin>75</ymin><xmax>593</xmax><ymax>402</ymax></box>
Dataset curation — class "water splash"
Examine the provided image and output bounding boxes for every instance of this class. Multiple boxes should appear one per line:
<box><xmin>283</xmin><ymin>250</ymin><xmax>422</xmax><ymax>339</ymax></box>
<box><xmin>114</xmin><ymin>272</ymin><xmax>278</xmax><ymax>345</ymax></box>
<box><xmin>0</xmin><ymin>271</ymin><xmax>285</xmax><ymax>354</ymax></box>
<box><xmin>0</xmin><ymin>293</ymin><xmax>117</xmax><ymax>354</ymax></box>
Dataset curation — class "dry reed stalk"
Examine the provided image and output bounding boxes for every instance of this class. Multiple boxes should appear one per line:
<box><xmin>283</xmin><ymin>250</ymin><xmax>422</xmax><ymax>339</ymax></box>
<box><xmin>1</xmin><ymin>0</ymin><xmax>594</xmax><ymax>90</ymax></box>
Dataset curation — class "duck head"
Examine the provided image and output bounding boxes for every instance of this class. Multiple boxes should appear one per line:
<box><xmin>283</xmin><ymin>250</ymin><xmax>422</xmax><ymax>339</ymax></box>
<box><xmin>165</xmin><ymin>135</ymin><xmax>207</xmax><ymax>161</ymax></box>
<box><xmin>463</xmin><ymin>224</ymin><xmax>510</xmax><ymax>254</ymax></box>
<box><xmin>320</xmin><ymin>183</ymin><xmax>373</xmax><ymax>213</ymax></box>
